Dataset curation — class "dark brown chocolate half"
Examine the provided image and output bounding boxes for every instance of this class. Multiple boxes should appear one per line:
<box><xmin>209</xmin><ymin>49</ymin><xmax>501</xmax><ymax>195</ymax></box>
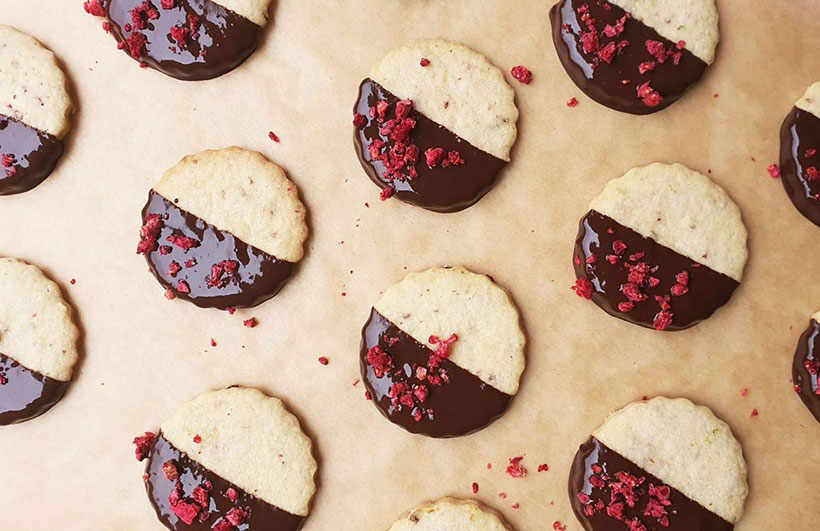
<box><xmin>0</xmin><ymin>114</ymin><xmax>64</xmax><ymax>196</ymax></box>
<box><xmin>139</xmin><ymin>190</ymin><xmax>295</xmax><ymax>309</ymax></box>
<box><xmin>359</xmin><ymin>307</ymin><xmax>511</xmax><ymax>438</ymax></box>
<box><xmin>573</xmin><ymin>210</ymin><xmax>739</xmax><ymax>331</ymax></box>
<box><xmin>353</xmin><ymin>78</ymin><xmax>508</xmax><ymax>213</ymax></box>
<box><xmin>569</xmin><ymin>437</ymin><xmax>733</xmax><ymax>530</ymax></box>
<box><xmin>780</xmin><ymin>107</ymin><xmax>820</xmax><ymax>227</ymax></box>
<box><xmin>104</xmin><ymin>0</ymin><xmax>262</xmax><ymax>81</ymax></box>
<box><xmin>0</xmin><ymin>352</ymin><xmax>69</xmax><ymax>425</ymax></box>
<box><xmin>145</xmin><ymin>433</ymin><xmax>305</xmax><ymax>530</ymax></box>
<box><xmin>550</xmin><ymin>0</ymin><xmax>709</xmax><ymax>115</ymax></box>
<box><xmin>793</xmin><ymin>318</ymin><xmax>820</xmax><ymax>423</ymax></box>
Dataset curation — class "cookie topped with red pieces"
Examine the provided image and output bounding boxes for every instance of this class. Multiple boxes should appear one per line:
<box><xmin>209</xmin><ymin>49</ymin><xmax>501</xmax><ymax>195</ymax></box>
<box><xmin>792</xmin><ymin>308</ymin><xmax>820</xmax><ymax>424</ymax></box>
<box><xmin>779</xmin><ymin>81</ymin><xmax>820</xmax><ymax>227</ymax></box>
<box><xmin>550</xmin><ymin>0</ymin><xmax>719</xmax><ymax>114</ymax></box>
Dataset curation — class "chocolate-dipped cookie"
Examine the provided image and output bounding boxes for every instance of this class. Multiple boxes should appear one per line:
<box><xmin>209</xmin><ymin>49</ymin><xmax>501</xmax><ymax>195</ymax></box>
<box><xmin>569</xmin><ymin>397</ymin><xmax>748</xmax><ymax>530</ymax></box>
<box><xmin>572</xmin><ymin>163</ymin><xmax>747</xmax><ymax>331</ymax></box>
<box><xmin>134</xmin><ymin>387</ymin><xmax>317</xmax><ymax>530</ymax></box>
<box><xmin>0</xmin><ymin>258</ymin><xmax>80</xmax><ymax>425</ymax></box>
<box><xmin>0</xmin><ymin>25</ymin><xmax>73</xmax><ymax>195</ymax></box>
<box><xmin>85</xmin><ymin>0</ymin><xmax>271</xmax><ymax>80</ymax></box>
<box><xmin>793</xmin><ymin>310</ymin><xmax>820</xmax><ymax>423</ymax></box>
<box><xmin>352</xmin><ymin>39</ymin><xmax>519</xmax><ymax>212</ymax></box>
<box><xmin>389</xmin><ymin>497</ymin><xmax>514</xmax><ymax>531</ymax></box>
<box><xmin>361</xmin><ymin>266</ymin><xmax>525</xmax><ymax>438</ymax></box>
<box><xmin>550</xmin><ymin>0</ymin><xmax>718</xmax><ymax>114</ymax></box>
<box><xmin>779</xmin><ymin>81</ymin><xmax>820</xmax><ymax>227</ymax></box>
<box><xmin>136</xmin><ymin>147</ymin><xmax>308</xmax><ymax>309</ymax></box>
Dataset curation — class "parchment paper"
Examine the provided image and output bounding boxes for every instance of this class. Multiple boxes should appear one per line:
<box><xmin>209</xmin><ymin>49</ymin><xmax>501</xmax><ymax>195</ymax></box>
<box><xmin>1</xmin><ymin>0</ymin><xmax>818</xmax><ymax>529</ymax></box>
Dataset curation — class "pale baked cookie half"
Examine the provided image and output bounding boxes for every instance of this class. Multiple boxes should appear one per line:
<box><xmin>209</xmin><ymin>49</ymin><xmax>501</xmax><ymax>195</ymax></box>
<box><xmin>84</xmin><ymin>0</ymin><xmax>273</xmax><ymax>80</ymax></box>
<box><xmin>0</xmin><ymin>25</ymin><xmax>73</xmax><ymax>195</ymax></box>
<box><xmin>389</xmin><ymin>497</ymin><xmax>513</xmax><ymax>531</ymax></box>
<box><xmin>0</xmin><ymin>258</ymin><xmax>79</xmax><ymax>425</ymax></box>
<box><xmin>792</xmin><ymin>308</ymin><xmax>820</xmax><ymax>424</ymax></box>
<box><xmin>779</xmin><ymin>81</ymin><xmax>820</xmax><ymax>227</ymax></box>
<box><xmin>133</xmin><ymin>386</ymin><xmax>318</xmax><ymax>530</ymax></box>
<box><xmin>352</xmin><ymin>39</ymin><xmax>519</xmax><ymax>212</ymax></box>
<box><xmin>136</xmin><ymin>147</ymin><xmax>308</xmax><ymax>309</ymax></box>
<box><xmin>360</xmin><ymin>266</ymin><xmax>526</xmax><ymax>438</ymax></box>
<box><xmin>572</xmin><ymin>163</ymin><xmax>747</xmax><ymax>331</ymax></box>
<box><xmin>550</xmin><ymin>0</ymin><xmax>719</xmax><ymax>114</ymax></box>
<box><xmin>569</xmin><ymin>397</ymin><xmax>748</xmax><ymax>530</ymax></box>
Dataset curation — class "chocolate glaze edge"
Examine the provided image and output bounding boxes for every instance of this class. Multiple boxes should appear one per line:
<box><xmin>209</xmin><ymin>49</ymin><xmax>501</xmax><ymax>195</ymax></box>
<box><xmin>780</xmin><ymin>107</ymin><xmax>820</xmax><ymax>227</ymax></box>
<box><xmin>0</xmin><ymin>114</ymin><xmax>64</xmax><ymax>196</ymax></box>
<box><xmin>793</xmin><ymin>318</ymin><xmax>820</xmax><ymax>423</ymax></box>
<box><xmin>0</xmin><ymin>352</ymin><xmax>70</xmax><ymax>425</ymax></box>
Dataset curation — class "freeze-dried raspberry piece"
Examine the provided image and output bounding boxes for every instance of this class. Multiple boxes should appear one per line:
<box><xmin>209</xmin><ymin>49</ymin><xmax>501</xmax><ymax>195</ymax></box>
<box><xmin>83</xmin><ymin>0</ymin><xmax>105</xmax><ymax>16</ymax></box>
<box><xmin>511</xmin><ymin>65</ymin><xmax>533</xmax><ymax>85</ymax></box>
<box><xmin>506</xmin><ymin>456</ymin><xmax>528</xmax><ymax>478</ymax></box>
<box><xmin>572</xmin><ymin>277</ymin><xmax>594</xmax><ymax>299</ymax></box>
<box><xmin>132</xmin><ymin>431</ymin><xmax>156</xmax><ymax>461</ymax></box>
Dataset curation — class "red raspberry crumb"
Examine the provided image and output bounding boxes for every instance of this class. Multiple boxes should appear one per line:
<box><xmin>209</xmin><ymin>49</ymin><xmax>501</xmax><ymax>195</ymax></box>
<box><xmin>653</xmin><ymin>311</ymin><xmax>673</xmax><ymax>331</ymax></box>
<box><xmin>169</xmin><ymin>25</ymin><xmax>190</xmax><ymax>47</ymax></box>
<box><xmin>572</xmin><ymin>277</ymin><xmax>594</xmax><ymax>299</ymax></box>
<box><xmin>176</xmin><ymin>280</ymin><xmax>190</xmax><ymax>294</ymax></box>
<box><xmin>226</xmin><ymin>508</ymin><xmax>247</xmax><ymax>526</ymax></box>
<box><xmin>170</xmin><ymin>498</ymin><xmax>200</xmax><ymax>525</ymax></box>
<box><xmin>472</xmin><ymin>482</ymin><xmax>479</xmax><ymax>494</ymax></box>
<box><xmin>318</xmin><ymin>356</ymin><xmax>329</xmax><ymax>365</ymax></box>
<box><xmin>70</xmin><ymin>278</ymin><xmax>76</xmax><ymax>285</ymax></box>
<box><xmin>137</xmin><ymin>214</ymin><xmax>163</xmax><ymax>254</ymax></box>
<box><xmin>638</xmin><ymin>61</ymin><xmax>656</xmax><ymax>74</ymax></box>
<box><xmin>506</xmin><ymin>456</ymin><xmax>528</xmax><ymax>478</ymax></box>
<box><xmin>425</xmin><ymin>147</ymin><xmax>446</xmax><ymax>167</ymax></box>
<box><xmin>380</xmin><ymin>186</ymin><xmax>396</xmax><ymax>201</ymax></box>
<box><xmin>612</xmin><ymin>240</ymin><xmax>627</xmax><ymax>254</ymax></box>
<box><xmin>226</xmin><ymin>307</ymin><xmax>236</xmax><ymax>315</ymax></box>
<box><xmin>807</xmin><ymin>166</ymin><xmax>819</xmax><ymax>180</ymax></box>
<box><xmin>164</xmin><ymin>288</ymin><xmax>176</xmax><ymax>300</ymax></box>
<box><xmin>162</xmin><ymin>460</ymin><xmax>179</xmax><ymax>481</ymax></box>
<box><xmin>537</xmin><ymin>463</ymin><xmax>549</xmax><ymax>472</ymax></box>
<box><xmin>637</xmin><ymin>81</ymin><xmax>663</xmax><ymax>107</ymax></box>
<box><xmin>210</xmin><ymin>338</ymin><xmax>217</xmax><ymax>347</ymax></box>
<box><xmin>499</xmin><ymin>492</ymin><xmax>507</xmax><ymax>499</ymax></box>
<box><xmin>167</xmin><ymin>234</ymin><xmax>199</xmax><ymax>250</ymax></box>
<box><xmin>740</xmin><ymin>388</ymin><xmax>748</xmax><ymax>397</ymax></box>
<box><xmin>645</xmin><ymin>40</ymin><xmax>667</xmax><ymax>62</ymax></box>
<box><xmin>0</xmin><ymin>373</ymin><xmax>9</xmax><ymax>385</ymax></box>
<box><xmin>767</xmin><ymin>164</ymin><xmax>780</xmax><ymax>178</ymax></box>
<box><xmin>806</xmin><ymin>149</ymin><xmax>817</xmax><ymax>158</ymax></box>
<box><xmin>511</xmin><ymin>503</ymin><xmax>520</xmax><ymax>509</ymax></box>
<box><xmin>353</xmin><ymin>113</ymin><xmax>367</xmax><ymax>129</ymax></box>
<box><xmin>420</xmin><ymin>58</ymin><xmax>430</xmax><ymax>67</ymax></box>
<box><xmin>511</xmin><ymin>66</ymin><xmax>533</xmax><ymax>85</ymax></box>
<box><xmin>670</xmin><ymin>284</ymin><xmax>689</xmax><ymax>297</ymax></box>
<box><xmin>212</xmin><ymin>521</ymin><xmax>231</xmax><ymax>531</ymax></box>
<box><xmin>243</xmin><ymin>317</ymin><xmax>258</xmax><ymax>328</ymax></box>
<box><xmin>1</xmin><ymin>154</ymin><xmax>15</xmax><ymax>167</ymax></box>
<box><xmin>125</xmin><ymin>31</ymin><xmax>148</xmax><ymax>58</ymax></box>
<box><xmin>618</xmin><ymin>302</ymin><xmax>634</xmax><ymax>312</ymax></box>
<box><xmin>553</xmin><ymin>522</ymin><xmax>567</xmax><ymax>531</ymax></box>
<box><xmin>161</xmin><ymin>0</ymin><xmax>175</xmax><ymax>7</ymax></box>
<box><xmin>750</xmin><ymin>409</ymin><xmax>758</xmax><ymax>418</ymax></box>
<box><xmin>132</xmin><ymin>432</ymin><xmax>156</xmax><ymax>461</ymax></box>
<box><xmin>567</xmin><ymin>97</ymin><xmax>579</xmax><ymax>108</ymax></box>
<box><xmin>225</xmin><ymin>488</ymin><xmax>238</xmax><ymax>502</ymax></box>
<box><xmin>268</xmin><ymin>131</ymin><xmax>280</xmax><ymax>142</ymax></box>
<box><xmin>83</xmin><ymin>0</ymin><xmax>105</xmax><ymax>16</ymax></box>
<box><xmin>193</xmin><ymin>434</ymin><xmax>202</xmax><ymax>443</ymax></box>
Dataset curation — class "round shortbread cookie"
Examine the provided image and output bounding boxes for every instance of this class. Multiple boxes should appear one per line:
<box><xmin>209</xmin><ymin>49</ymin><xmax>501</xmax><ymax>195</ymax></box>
<box><xmin>779</xmin><ymin>81</ymin><xmax>820</xmax><ymax>227</ymax></box>
<box><xmin>388</xmin><ymin>497</ymin><xmax>513</xmax><ymax>531</ymax></box>
<box><xmin>353</xmin><ymin>39</ymin><xmax>519</xmax><ymax>212</ymax></box>
<box><xmin>573</xmin><ymin>163</ymin><xmax>747</xmax><ymax>331</ymax></box>
<box><xmin>86</xmin><ymin>0</ymin><xmax>273</xmax><ymax>81</ymax></box>
<box><xmin>0</xmin><ymin>258</ymin><xmax>79</xmax><ymax>425</ymax></box>
<box><xmin>550</xmin><ymin>0</ymin><xmax>718</xmax><ymax>114</ymax></box>
<box><xmin>137</xmin><ymin>147</ymin><xmax>308</xmax><ymax>309</ymax></box>
<box><xmin>360</xmin><ymin>266</ymin><xmax>525</xmax><ymax>438</ymax></box>
<box><xmin>792</xmin><ymin>310</ymin><xmax>820</xmax><ymax>423</ymax></box>
<box><xmin>569</xmin><ymin>397</ymin><xmax>748</xmax><ymax>529</ymax></box>
<box><xmin>139</xmin><ymin>387</ymin><xmax>317</xmax><ymax>529</ymax></box>
<box><xmin>0</xmin><ymin>25</ymin><xmax>72</xmax><ymax>195</ymax></box>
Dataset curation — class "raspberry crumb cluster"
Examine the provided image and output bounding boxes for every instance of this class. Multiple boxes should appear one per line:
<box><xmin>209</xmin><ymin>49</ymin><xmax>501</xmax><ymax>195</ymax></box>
<box><xmin>1</xmin><ymin>147</ymin><xmax>18</xmax><ymax>178</ymax></box>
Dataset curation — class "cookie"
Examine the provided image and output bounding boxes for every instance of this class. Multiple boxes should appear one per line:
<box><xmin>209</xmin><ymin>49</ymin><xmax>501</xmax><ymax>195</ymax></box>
<box><xmin>388</xmin><ymin>497</ymin><xmax>513</xmax><ymax>531</ymax></box>
<box><xmin>136</xmin><ymin>386</ymin><xmax>318</xmax><ymax>530</ymax></box>
<box><xmin>0</xmin><ymin>25</ymin><xmax>73</xmax><ymax>195</ymax></box>
<box><xmin>550</xmin><ymin>0</ymin><xmax>719</xmax><ymax>114</ymax></box>
<box><xmin>792</xmin><ymin>309</ymin><xmax>820</xmax><ymax>423</ymax></box>
<box><xmin>136</xmin><ymin>147</ymin><xmax>308</xmax><ymax>309</ymax></box>
<box><xmin>85</xmin><ymin>0</ymin><xmax>271</xmax><ymax>80</ymax></box>
<box><xmin>569</xmin><ymin>397</ymin><xmax>748</xmax><ymax>530</ymax></box>
<box><xmin>360</xmin><ymin>266</ymin><xmax>525</xmax><ymax>438</ymax></box>
<box><xmin>572</xmin><ymin>163</ymin><xmax>747</xmax><ymax>331</ymax></box>
<box><xmin>352</xmin><ymin>39</ymin><xmax>519</xmax><ymax>212</ymax></box>
<box><xmin>779</xmin><ymin>81</ymin><xmax>820</xmax><ymax>226</ymax></box>
<box><xmin>0</xmin><ymin>258</ymin><xmax>79</xmax><ymax>425</ymax></box>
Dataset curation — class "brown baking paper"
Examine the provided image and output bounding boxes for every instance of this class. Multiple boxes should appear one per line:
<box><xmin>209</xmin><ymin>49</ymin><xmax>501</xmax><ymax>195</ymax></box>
<box><xmin>1</xmin><ymin>0</ymin><xmax>818</xmax><ymax>528</ymax></box>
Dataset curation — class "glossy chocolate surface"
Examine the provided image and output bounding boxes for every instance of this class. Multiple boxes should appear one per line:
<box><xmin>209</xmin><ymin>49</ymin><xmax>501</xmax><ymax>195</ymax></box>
<box><xmin>550</xmin><ymin>0</ymin><xmax>708</xmax><ymax>114</ymax></box>
<box><xmin>105</xmin><ymin>0</ymin><xmax>261</xmax><ymax>81</ymax></box>
<box><xmin>141</xmin><ymin>191</ymin><xmax>295</xmax><ymax>309</ymax></box>
<box><xmin>360</xmin><ymin>308</ymin><xmax>511</xmax><ymax>438</ymax></box>
<box><xmin>780</xmin><ymin>107</ymin><xmax>820</xmax><ymax>226</ymax></box>
<box><xmin>0</xmin><ymin>114</ymin><xmax>64</xmax><ymax>196</ymax></box>
<box><xmin>0</xmin><ymin>352</ymin><xmax>69</xmax><ymax>425</ymax></box>
<box><xmin>793</xmin><ymin>318</ymin><xmax>820</xmax><ymax>423</ymax></box>
<box><xmin>146</xmin><ymin>433</ymin><xmax>305</xmax><ymax>530</ymax></box>
<box><xmin>574</xmin><ymin>210</ymin><xmax>739</xmax><ymax>331</ymax></box>
<box><xmin>569</xmin><ymin>437</ymin><xmax>733</xmax><ymax>530</ymax></box>
<box><xmin>353</xmin><ymin>79</ymin><xmax>507</xmax><ymax>213</ymax></box>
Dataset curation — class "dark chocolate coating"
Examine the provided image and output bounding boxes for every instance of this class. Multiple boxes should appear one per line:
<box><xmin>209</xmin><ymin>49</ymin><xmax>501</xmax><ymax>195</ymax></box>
<box><xmin>569</xmin><ymin>437</ymin><xmax>733</xmax><ymax>530</ymax></box>
<box><xmin>574</xmin><ymin>210</ymin><xmax>739</xmax><ymax>331</ymax></box>
<box><xmin>353</xmin><ymin>79</ymin><xmax>507</xmax><ymax>213</ymax></box>
<box><xmin>359</xmin><ymin>308</ymin><xmax>511</xmax><ymax>438</ymax></box>
<box><xmin>0</xmin><ymin>352</ymin><xmax>69</xmax><ymax>425</ymax></box>
<box><xmin>793</xmin><ymin>318</ymin><xmax>820</xmax><ymax>423</ymax></box>
<box><xmin>550</xmin><ymin>0</ymin><xmax>709</xmax><ymax>114</ymax></box>
<box><xmin>105</xmin><ymin>0</ymin><xmax>262</xmax><ymax>81</ymax></box>
<box><xmin>0</xmin><ymin>114</ymin><xmax>64</xmax><ymax>196</ymax></box>
<box><xmin>780</xmin><ymin>107</ymin><xmax>820</xmax><ymax>227</ymax></box>
<box><xmin>141</xmin><ymin>191</ymin><xmax>295</xmax><ymax>309</ymax></box>
<box><xmin>146</xmin><ymin>433</ymin><xmax>305</xmax><ymax>530</ymax></box>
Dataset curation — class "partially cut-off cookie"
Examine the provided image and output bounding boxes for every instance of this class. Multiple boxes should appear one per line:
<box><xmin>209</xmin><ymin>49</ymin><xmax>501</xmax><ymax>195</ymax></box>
<box><xmin>388</xmin><ymin>497</ymin><xmax>514</xmax><ymax>531</ymax></box>
<box><xmin>569</xmin><ymin>397</ymin><xmax>748</xmax><ymax>530</ymax></box>
<box><xmin>779</xmin><ymin>81</ymin><xmax>820</xmax><ymax>227</ymax></box>
<box><xmin>0</xmin><ymin>25</ymin><xmax>73</xmax><ymax>195</ymax></box>
<box><xmin>360</xmin><ymin>266</ymin><xmax>525</xmax><ymax>438</ymax></box>
<box><xmin>550</xmin><ymin>0</ymin><xmax>719</xmax><ymax>114</ymax></box>
<box><xmin>793</xmin><ymin>309</ymin><xmax>820</xmax><ymax>423</ymax></box>
<box><xmin>0</xmin><ymin>258</ymin><xmax>79</xmax><ymax>425</ymax></box>
<box><xmin>353</xmin><ymin>39</ymin><xmax>519</xmax><ymax>212</ymax></box>
<box><xmin>572</xmin><ymin>163</ymin><xmax>747</xmax><ymax>331</ymax></box>
<box><xmin>135</xmin><ymin>387</ymin><xmax>318</xmax><ymax>530</ymax></box>
<box><xmin>136</xmin><ymin>147</ymin><xmax>308</xmax><ymax>309</ymax></box>
<box><xmin>85</xmin><ymin>0</ymin><xmax>272</xmax><ymax>80</ymax></box>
